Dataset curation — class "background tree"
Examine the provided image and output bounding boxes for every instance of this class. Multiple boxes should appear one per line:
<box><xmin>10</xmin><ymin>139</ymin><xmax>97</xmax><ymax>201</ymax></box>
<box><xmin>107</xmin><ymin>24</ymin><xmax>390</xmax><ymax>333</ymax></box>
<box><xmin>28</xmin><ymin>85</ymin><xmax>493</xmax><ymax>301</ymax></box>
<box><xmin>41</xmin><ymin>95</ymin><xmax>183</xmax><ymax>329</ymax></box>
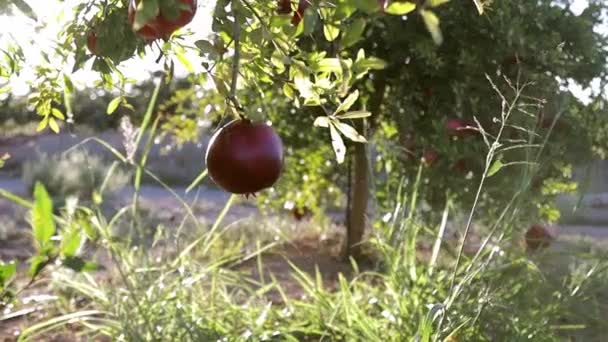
<box><xmin>1</xmin><ymin>0</ymin><xmax>608</xmax><ymax>260</ymax></box>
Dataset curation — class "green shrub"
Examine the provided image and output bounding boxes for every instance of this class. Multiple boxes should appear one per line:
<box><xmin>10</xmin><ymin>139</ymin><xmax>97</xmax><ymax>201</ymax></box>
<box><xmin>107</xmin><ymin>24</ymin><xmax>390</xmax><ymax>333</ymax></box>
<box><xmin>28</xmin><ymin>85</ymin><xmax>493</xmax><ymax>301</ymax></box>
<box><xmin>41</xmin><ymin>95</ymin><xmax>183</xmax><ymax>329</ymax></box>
<box><xmin>22</xmin><ymin>149</ymin><xmax>131</xmax><ymax>205</ymax></box>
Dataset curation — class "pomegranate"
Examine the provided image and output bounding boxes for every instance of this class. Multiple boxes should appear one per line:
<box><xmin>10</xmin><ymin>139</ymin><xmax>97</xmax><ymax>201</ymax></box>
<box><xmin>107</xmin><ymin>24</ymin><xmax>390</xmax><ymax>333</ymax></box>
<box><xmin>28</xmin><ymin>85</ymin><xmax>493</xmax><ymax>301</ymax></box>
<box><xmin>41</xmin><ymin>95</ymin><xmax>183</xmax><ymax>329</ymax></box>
<box><xmin>205</xmin><ymin>119</ymin><xmax>284</xmax><ymax>195</ymax></box>
<box><xmin>128</xmin><ymin>0</ymin><xmax>197</xmax><ymax>40</ymax></box>
<box><xmin>525</xmin><ymin>224</ymin><xmax>553</xmax><ymax>251</ymax></box>
<box><xmin>86</xmin><ymin>31</ymin><xmax>99</xmax><ymax>55</ymax></box>
<box><xmin>128</xmin><ymin>1</ymin><xmax>162</xmax><ymax>40</ymax></box>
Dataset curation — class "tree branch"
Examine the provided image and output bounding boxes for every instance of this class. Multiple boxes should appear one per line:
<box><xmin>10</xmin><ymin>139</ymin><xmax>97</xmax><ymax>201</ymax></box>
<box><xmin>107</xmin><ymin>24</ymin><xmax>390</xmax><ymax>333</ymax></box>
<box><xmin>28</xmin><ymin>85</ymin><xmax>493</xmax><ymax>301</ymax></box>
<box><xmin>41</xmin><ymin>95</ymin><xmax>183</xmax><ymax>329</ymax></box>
<box><xmin>229</xmin><ymin>0</ymin><xmax>245</xmax><ymax>119</ymax></box>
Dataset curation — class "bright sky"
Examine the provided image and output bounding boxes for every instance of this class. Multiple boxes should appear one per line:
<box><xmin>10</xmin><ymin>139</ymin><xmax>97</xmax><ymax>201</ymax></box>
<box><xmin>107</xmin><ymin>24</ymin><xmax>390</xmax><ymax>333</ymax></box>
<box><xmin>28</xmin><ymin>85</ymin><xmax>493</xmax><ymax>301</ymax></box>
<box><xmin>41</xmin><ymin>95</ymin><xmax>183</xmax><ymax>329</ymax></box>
<box><xmin>0</xmin><ymin>0</ymin><xmax>604</xmax><ymax>101</ymax></box>
<box><xmin>0</xmin><ymin>0</ymin><xmax>217</xmax><ymax>96</ymax></box>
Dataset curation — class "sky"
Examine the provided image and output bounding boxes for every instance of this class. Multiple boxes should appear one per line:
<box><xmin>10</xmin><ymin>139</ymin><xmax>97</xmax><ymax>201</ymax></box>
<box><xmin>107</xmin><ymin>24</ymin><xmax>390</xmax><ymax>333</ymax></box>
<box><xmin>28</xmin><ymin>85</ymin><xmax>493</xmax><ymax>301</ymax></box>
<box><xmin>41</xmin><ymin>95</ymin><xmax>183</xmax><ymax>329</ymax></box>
<box><xmin>0</xmin><ymin>0</ymin><xmax>217</xmax><ymax>96</ymax></box>
<box><xmin>0</xmin><ymin>0</ymin><xmax>604</xmax><ymax>101</ymax></box>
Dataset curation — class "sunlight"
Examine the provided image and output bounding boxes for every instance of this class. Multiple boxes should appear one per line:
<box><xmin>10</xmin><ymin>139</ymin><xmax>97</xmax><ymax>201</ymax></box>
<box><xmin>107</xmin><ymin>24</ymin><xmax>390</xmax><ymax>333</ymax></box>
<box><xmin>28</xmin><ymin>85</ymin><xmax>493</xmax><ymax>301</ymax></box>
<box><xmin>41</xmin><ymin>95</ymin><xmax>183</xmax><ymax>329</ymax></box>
<box><xmin>1</xmin><ymin>0</ymin><xmax>216</xmax><ymax>96</ymax></box>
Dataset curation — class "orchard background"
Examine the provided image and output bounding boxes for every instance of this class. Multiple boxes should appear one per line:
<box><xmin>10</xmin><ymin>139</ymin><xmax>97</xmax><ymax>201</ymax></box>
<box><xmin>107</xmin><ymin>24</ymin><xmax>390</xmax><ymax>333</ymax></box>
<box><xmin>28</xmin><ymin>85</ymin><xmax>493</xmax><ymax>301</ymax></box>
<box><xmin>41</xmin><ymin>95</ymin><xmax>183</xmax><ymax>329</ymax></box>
<box><xmin>0</xmin><ymin>0</ymin><xmax>608</xmax><ymax>340</ymax></box>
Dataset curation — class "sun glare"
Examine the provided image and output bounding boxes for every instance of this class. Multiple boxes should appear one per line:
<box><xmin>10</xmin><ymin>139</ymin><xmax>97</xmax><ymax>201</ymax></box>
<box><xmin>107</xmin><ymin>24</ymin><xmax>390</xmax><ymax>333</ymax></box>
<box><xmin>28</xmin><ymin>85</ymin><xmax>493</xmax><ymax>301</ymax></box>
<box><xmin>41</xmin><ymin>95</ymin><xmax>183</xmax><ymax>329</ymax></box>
<box><xmin>0</xmin><ymin>0</ymin><xmax>215</xmax><ymax>96</ymax></box>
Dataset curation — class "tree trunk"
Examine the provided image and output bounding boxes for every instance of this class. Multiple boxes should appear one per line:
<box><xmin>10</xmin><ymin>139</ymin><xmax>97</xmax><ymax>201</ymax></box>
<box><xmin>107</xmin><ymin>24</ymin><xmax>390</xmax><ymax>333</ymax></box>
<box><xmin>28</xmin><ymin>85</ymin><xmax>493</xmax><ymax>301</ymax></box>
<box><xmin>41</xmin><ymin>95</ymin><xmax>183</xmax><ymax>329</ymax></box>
<box><xmin>347</xmin><ymin>134</ymin><xmax>369</xmax><ymax>259</ymax></box>
<box><xmin>345</xmin><ymin>76</ymin><xmax>387</xmax><ymax>260</ymax></box>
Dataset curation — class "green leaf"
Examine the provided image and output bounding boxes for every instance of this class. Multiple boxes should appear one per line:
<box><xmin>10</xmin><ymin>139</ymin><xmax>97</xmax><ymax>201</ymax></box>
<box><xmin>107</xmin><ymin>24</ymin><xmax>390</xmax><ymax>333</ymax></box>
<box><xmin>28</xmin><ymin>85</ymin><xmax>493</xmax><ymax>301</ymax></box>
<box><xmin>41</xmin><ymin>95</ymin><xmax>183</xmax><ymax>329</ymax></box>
<box><xmin>335</xmin><ymin>122</ymin><xmax>367</xmax><ymax>142</ymax></box>
<box><xmin>303</xmin><ymin>95</ymin><xmax>322</xmax><ymax>106</ymax></box>
<box><xmin>335</xmin><ymin>90</ymin><xmax>359</xmax><ymax>114</ymax></box>
<box><xmin>487</xmin><ymin>159</ymin><xmax>504</xmax><ymax>177</ymax></box>
<box><xmin>314</xmin><ymin>116</ymin><xmax>331</xmax><ymax>128</ymax></box>
<box><xmin>342</xmin><ymin>18</ymin><xmax>366</xmax><ymax>48</ymax></box>
<box><xmin>63</xmin><ymin>74</ymin><xmax>74</xmax><ymax>94</ymax></box>
<box><xmin>428</xmin><ymin>0</ymin><xmax>450</xmax><ymax>7</ymax></box>
<box><xmin>29</xmin><ymin>255</ymin><xmax>50</xmax><ymax>278</ymax></box>
<box><xmin>316</xmin><ymin>58</ymin><xmax>342</xmax><ymax>73</ymax></box>
<box><xmin>194</xmin><ymin>39</ymin><xmax>216</xmax><ymax>55</ymax></box>
<box><xmin>80</xmin><ymin>217</ymin><xmax>97</xmax><ymax>241</ymax></box>
<box><xmin>336</xmin><ymin>2</ymin><xmax>357</xmax><ymax>19</ymax></box>
<box><xmin>357</xmin><ymin>57</ymin><xmax>387</xmax><ymax>70</ymax></box>
<box><xmin>63</xmin><ymin>256</ymin><xmax>98</xmax><ymax>273</ymax></box>
<box><xmin>385</xmin><ymin>1</ymin><xmax>416</xmax><ymax>15</ymax></box>
<box><xmin>352</xmin><ymin>0</ymin><xmax>381</xmax><ymax>14</ymax></box>
<box><xmin>51</xmin><ymin>108</ymin><xmax>65</xmax><ymax>120</ymax></box>
<box><xmin>175</xmin><ymin>46</ymin><xmax>194</xmax><ymax>72</ymax></box>
<box><xmin>48</xmin><ymin>117</ymin><xmax>60</xmax><ymax>133</ymax></box>
<box><xmin>32</xmin><ymin>182</ymin><xmax>55</xmax><ymax>250</ymax></box>
<box><xmin>329</xmin><ymin>124</ymin><xmax>346</xmax><ymax>164</ymax></box>
<box><xmin>323</xmin><ymin>24</ymin><xmax>340</xmax><ymax>42</ymax></box>
<box><xmin>302</xmin><ymin>7</ymin><xmax>318</xmax><ymax>36</ymax></box>
<box><xmin>133</xmin><ymin>0</ymin><xmax>160</xmax><ymax>31</ymax></box>
<box><xmin>420</xmin><ymin>9</ymin><xmax>443</xmax><ymax>45</ymax></box>
<box><xmin>13</xmin><ymin>0</ymin><xmax>37</xmax><ymax>21</ymax></box>
<box><xmin>0</xmin><ymin>261</ymin><xmax>17</xmax><ymax>286</ymax></box>
<box><xmin>36</xmin><ymin>117</ymin><xmax>48</xmax><ymax>132</ymax></box>
<box><xmin>283</xmin><ymin>83</ymin><xmax>295</xmax><ymax>99</ymax></box>
<box><xmin>336</xmin><ymin>110</ymin><xmax>372</xmax><ymax>119</ymax></box>
<box><xmin>107</xmin><ymin>96</ymin><xmax>122</xmax><ymax>115</ymax></box>
<box><xmin>60</xmin><ymin>226</ymin><xmax>82</xmax><ymax>258</ymax></box>
<box><xmin>271</xmin><ymin>51</ymin><xmax>286</xmax><ymax>73</ymax></box>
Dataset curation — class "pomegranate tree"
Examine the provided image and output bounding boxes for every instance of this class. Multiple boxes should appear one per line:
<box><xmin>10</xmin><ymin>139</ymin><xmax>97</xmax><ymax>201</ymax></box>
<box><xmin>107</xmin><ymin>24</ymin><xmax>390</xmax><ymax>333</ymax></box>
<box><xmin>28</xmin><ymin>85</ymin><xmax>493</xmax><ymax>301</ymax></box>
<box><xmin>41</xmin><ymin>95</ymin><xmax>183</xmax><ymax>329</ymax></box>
<box><xmin>205</xmin><ymin>119</ymin><xmax>284</xmax><ymax>195</ymax></box>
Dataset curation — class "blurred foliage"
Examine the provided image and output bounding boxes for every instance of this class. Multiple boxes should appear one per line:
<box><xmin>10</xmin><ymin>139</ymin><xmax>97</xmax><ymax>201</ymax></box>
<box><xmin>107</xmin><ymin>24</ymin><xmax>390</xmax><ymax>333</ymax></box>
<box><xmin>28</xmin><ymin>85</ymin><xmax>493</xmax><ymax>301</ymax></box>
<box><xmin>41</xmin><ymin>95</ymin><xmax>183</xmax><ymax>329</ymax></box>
<box><xmin>22</xmin><ymin>149</ymin><xmax>131</xmax><ymax>207</ymax></box>
<box><xmin>0</xmin><ymin>0</ymin><xmax>606</xmax><ymax>230</ymax></box>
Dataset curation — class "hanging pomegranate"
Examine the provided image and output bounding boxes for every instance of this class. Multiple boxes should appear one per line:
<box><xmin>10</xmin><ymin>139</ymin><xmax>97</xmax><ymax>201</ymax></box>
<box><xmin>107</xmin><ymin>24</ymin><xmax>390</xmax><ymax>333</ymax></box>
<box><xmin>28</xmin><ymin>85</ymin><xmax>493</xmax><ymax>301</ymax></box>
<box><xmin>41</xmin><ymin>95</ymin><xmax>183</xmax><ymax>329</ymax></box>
<box><xmin>525</xmin><ymin>224</ymin><xmax>553</xmax><ymax>251</ymax></box>
<box><xmin>128</xmin><ymin>0</ymin><xmax>197</xmax><ymax>40</ymax></box>
<box><xmin>86</xmin><ymin>31</ymin><xmax>99</xmax><ymax>55</ymax></box>
<box><xmin>205</xmin><ymin>119</ymin><xmax>284</xmax><ymax>195</ymax></box>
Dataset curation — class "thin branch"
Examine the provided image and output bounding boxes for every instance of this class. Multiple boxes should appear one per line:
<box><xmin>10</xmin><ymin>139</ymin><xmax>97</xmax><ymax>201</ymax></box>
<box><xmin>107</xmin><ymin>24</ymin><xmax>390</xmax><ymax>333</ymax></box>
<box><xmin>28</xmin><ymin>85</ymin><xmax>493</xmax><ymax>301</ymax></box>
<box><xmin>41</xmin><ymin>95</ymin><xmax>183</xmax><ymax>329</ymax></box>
<box><xmin>229</xmin><ymin>0</ymin><xmax>245</xmax><ymax>119</ymax></box>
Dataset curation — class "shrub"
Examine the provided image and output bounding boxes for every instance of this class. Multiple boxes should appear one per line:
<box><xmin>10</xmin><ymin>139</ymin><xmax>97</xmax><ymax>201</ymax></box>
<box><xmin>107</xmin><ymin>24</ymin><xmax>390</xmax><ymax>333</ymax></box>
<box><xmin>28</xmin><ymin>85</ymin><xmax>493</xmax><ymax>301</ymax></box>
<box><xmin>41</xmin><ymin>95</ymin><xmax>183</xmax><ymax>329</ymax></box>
<box><xmin>22</xmin><ymin>149</ymin><xmax>131</xmax><ymax>205</ymax></box>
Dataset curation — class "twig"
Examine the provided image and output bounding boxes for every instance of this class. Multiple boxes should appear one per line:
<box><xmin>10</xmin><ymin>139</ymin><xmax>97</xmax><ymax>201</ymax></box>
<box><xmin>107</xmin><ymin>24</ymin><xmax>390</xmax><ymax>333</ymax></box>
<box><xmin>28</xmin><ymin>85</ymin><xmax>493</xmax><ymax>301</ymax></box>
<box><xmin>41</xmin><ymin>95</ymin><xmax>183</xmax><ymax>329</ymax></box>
<box><xmin>228</xmin><ymin>0</ymin><xmax>245</xmax><ymax>119</ymax></box>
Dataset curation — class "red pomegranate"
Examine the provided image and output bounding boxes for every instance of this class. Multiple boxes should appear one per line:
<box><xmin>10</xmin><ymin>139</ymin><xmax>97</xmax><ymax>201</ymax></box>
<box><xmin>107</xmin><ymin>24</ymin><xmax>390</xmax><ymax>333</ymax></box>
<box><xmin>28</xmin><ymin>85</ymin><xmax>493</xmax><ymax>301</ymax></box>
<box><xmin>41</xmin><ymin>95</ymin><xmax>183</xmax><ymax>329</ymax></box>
<box><xmin>205</xmin><ymin>119</ymin><xmax>284</xmax><ymax>195</ymax></box>
<box><xmin>128</xmin><ymin>0</ymin><xmax>197</xmax><ymax>40</ymax></box>
<box><xmin>525</xmin><ymin>224</ymin><xmax>553</xmax><ymax>251</ymax></box>
<box><xmin>86</xmin><ymin>31</ymin><xmax>99</xmax><ymax>55</ymax></box>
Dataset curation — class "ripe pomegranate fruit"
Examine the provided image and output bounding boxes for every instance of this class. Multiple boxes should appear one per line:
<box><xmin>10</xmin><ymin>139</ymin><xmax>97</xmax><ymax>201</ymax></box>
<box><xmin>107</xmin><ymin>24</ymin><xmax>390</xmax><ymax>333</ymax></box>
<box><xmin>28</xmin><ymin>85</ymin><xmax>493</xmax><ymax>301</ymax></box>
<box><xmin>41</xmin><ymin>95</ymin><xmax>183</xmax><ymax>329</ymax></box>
<box><xmin>86</xmin><ymin>31</ymin><xmax>99</xmax><ymax>55</ymax></box>
<box><xmin>525</xmin><ymin>224</ymin><xmax>553</xmax><ymax>251</ymax></box>
<box><xmin>205</xmin><ymin>119</ymin><xmax>284</xmax><ymax>195</ymax></box>
<box><xmin>128</xmin><ymin>0</ymin><xmax>197</xmax><ymax>40</ymax></box>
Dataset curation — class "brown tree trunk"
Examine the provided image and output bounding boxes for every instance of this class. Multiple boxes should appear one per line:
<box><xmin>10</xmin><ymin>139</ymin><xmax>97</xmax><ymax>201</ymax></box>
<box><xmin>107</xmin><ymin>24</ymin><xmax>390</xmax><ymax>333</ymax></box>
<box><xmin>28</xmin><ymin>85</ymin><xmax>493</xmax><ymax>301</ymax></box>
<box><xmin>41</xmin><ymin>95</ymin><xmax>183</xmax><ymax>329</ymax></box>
<box><xmin>347</xmin><ymin>134</ymin><xmax>369</xmax><ymax>259</ymax></box>
<box><xmin>345</xmin><ymin>76</ymin><xmax>387</xmax><ymax>260</ymax></box>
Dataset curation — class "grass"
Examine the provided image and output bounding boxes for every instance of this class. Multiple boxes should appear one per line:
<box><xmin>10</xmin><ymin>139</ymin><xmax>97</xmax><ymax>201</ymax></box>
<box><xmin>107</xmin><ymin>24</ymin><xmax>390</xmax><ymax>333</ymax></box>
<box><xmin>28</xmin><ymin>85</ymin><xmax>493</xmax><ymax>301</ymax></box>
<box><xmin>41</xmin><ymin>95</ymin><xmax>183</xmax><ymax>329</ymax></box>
<box><xmin>1</xmin><ymin>76</ymin><xmax>608</xmax><ymax>341</ymax></box>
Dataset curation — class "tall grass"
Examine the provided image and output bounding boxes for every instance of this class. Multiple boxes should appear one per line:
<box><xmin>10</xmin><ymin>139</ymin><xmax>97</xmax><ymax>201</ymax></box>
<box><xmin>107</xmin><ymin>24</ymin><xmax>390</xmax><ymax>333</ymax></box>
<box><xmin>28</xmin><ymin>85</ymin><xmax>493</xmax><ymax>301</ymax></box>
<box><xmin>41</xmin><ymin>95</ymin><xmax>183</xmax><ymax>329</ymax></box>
<box><xmin>2</xmin><ymin>75</ymin><xmax>607</xmax><ymax>341</ymax></box>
